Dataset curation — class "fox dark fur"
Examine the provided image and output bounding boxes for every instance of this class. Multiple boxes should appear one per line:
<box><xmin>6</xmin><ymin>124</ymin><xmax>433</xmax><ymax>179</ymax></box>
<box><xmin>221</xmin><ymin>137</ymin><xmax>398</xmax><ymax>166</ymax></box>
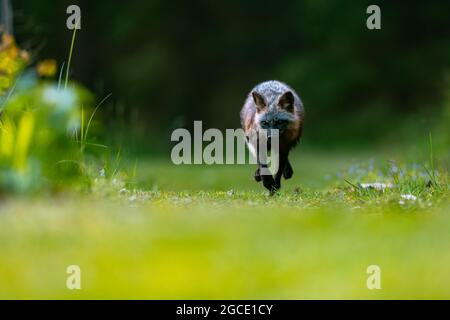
<box><xmin>240</xmin><ymin>80</ymin><xmax>304</xmax><ymax>193</ymax></box>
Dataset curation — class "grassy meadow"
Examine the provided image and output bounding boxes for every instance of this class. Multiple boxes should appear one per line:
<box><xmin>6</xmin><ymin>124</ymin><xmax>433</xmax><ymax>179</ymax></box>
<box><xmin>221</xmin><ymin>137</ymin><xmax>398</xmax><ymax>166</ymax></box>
<box><xmin>1</xmin><ymin>146</ymin><xmax>449</xmax><ymax>299</ymax></box>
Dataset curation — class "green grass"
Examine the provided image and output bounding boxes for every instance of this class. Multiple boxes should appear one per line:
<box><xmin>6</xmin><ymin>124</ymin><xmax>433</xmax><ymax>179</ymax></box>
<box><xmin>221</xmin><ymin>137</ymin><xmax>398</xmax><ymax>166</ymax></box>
<box><xmin>0</xmin><ymin>148</ymin><xmax>449</xmax><ymax>299</ymax></box>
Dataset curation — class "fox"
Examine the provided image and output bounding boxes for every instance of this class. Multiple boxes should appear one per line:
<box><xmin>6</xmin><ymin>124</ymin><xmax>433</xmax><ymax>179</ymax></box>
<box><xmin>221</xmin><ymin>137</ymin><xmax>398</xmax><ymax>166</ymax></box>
<box><xmin>240</xmin><ymin>80</ymin><xmax>304</xmax><ymax>193</ymax></box>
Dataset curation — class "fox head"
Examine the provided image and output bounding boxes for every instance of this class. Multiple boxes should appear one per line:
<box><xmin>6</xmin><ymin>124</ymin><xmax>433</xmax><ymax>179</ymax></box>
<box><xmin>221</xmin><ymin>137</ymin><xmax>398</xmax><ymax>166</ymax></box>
<box><xmin>251</xmin><ymin>90</ymin><xmax>296</xmax><ymax>139</ymax></box>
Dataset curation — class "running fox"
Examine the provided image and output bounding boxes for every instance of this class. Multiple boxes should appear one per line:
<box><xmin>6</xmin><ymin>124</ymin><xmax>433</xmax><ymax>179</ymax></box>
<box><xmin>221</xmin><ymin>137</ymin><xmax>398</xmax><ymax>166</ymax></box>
<box><xmin>240</xmin><ymin>80</ymin><xmax>304</xmax><ymax>193</ymax></box>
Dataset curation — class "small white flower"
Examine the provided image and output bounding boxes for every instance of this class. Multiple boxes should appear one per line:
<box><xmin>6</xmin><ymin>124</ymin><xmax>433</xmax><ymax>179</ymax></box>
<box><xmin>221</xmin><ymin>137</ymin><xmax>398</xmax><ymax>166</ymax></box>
<box><xmin>400</xmin><ymin>194</ymin><xmax>417</xmax><ymax>201</ymax></box>
<box><xmin>360</xmin><ymin>182</ymin><xmax>393</xmax><ymax>190</ymax></box>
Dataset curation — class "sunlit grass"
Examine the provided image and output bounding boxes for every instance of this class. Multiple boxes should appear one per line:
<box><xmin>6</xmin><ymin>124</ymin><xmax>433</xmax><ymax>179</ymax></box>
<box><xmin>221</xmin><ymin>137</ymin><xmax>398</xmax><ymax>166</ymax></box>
<box><xmin>0</xmin><ymin>149</ymin><xmax>448</xmax><ymax>299</ymax></box>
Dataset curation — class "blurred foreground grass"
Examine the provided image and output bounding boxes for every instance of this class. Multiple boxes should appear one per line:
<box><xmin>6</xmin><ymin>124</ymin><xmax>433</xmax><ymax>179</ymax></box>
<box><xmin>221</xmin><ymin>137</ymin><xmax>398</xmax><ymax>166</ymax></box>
<box><xmin>0</xmin><ymin>148</ymin><xmax>449</xmax><ymax>299</ymax></box>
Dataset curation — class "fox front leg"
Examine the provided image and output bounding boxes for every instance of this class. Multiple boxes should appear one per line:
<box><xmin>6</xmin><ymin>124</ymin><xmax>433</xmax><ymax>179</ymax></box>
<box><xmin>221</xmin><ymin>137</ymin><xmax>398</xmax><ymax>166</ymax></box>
<box><xmin>283</xmin><ymin>158</ymin><xmax>294</xmax><ymax>180</ymax></box>
<box><xmin>246</xmin><ymin>136</ymin><xmax>262</xmax><ymax>182</ymax></box>
<box><xmin>273</xmin><ymin>154</ymin><xmax>288</xmax><ymax>191</ymax></box>
<box><xmin>261</xmin><ymin>169</ymin><xmax>277</xmax><ymax>193</ymax></box>
<box><xmin>257</xmin><ymin>164</ymin><xmax>277</xmax><ymax>192</ymax></box>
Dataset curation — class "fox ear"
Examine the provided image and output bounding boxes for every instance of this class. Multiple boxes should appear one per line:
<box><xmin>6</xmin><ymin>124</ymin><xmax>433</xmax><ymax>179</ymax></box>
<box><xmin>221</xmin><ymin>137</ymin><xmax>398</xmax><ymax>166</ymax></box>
<box><xmin>252</xmin><ymin>91</ymin><xmax>267</xmax><ymax>111</ymax></box>
<box><xmin>278</xmin><ymin>91</ymin><xmax>294</xmax><ymax>112</ymax></box>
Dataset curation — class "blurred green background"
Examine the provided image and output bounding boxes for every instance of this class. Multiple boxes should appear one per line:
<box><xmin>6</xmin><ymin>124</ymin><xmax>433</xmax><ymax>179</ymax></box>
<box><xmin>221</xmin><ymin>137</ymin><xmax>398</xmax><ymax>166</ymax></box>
<box><xmin>1</xmin><ymin>0</ymin><xmax>449</xmax><ymax>300</ymax></box>
<box><xmin>11</xmin><ymin>0</ymin><xmax>450</xmax><ymax>154</ymax></box>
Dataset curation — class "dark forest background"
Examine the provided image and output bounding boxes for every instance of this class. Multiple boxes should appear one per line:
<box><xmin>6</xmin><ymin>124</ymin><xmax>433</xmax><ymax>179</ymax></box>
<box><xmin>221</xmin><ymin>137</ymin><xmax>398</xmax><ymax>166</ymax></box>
<box><xmin>11</xmin><ymin>0</ymin><xmax>450</xmax><ymax>153</ymax></box>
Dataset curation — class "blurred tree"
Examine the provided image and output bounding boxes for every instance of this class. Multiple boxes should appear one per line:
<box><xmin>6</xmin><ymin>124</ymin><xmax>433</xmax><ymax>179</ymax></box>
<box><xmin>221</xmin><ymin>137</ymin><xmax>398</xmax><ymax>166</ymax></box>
<box><xmin>9</xmin><ymin>0</ymin><xmax>450</xmax><ymax>150</ymax></box>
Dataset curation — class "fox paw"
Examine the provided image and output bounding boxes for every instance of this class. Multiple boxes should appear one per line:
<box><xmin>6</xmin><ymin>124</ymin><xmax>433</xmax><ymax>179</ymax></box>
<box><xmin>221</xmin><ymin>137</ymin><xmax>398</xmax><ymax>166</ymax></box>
<box><xmin>283</xmin><ymin>164</ymin><xmax>294</xmax><ymax>180</ymax></box>
<box><xmin>262</xmin><ymin>176</ymin><xmax>279</xmax><ymax>194</ymax></box>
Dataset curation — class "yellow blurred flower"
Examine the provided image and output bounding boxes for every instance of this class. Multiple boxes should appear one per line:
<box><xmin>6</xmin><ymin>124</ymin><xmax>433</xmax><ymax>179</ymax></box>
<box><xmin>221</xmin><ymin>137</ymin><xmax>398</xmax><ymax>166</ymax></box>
<box><xmin>0</xmin><ymin>33</ymin><xmax>15</xmax><ymax>51</ymax></box>
<box><xmin>0</xmin><ymin>34</ymin><xmax>28</xmax><ymax>61</ymax></box>
<box><xmin>0</xmin><ymin>33</ymin><xmax>29</xmax><ymax>94</ymax></box>
<box><xmin>37</xmin><ymin>59</ymin><xmax>57</xmax><ymax>77</ymax></box>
